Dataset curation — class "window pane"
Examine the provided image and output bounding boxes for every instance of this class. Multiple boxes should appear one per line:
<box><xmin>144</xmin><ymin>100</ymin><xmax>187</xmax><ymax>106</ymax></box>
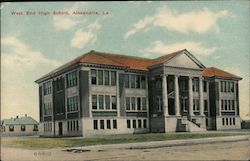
<box><xmin>131</xmin><ymin>97</ymin><xmax>136</xmax><ymax>110</ymax></box>
<box><xmin>131</xmin><ymin>75</ymin><xmax>136</xmax><ymax>88</ymax></box>
<box><xmin>105</xmin><ymin>95</ymin><xmax>110</xmax><ymax>109</ymax></box>
<box><xmin>112</xmin><ymin>96</ymin><xmax>117</xmax><ymax>109</ymax></box>
<box><xmin>99</xmin><ymin>95</ymin><xmax>104</xmax><ymax>109</ymax></box>
<box><xmin>100</xmin><ymin>120</ymin><xmax>104</xmax><ymax>129</ymax></box>
<box><xmin>125</xmin><ymin>74</ymin><xmax>130</xmax><ymax>88</ymax></box>
<box><xmin>136</xmin><ymin>75</ymin><xmax>141</xmax><ymax>88</ymax></box>
<box><xmin>138</xmin><ymin>120</ymin><xmax>142</xmax><ymax>128</ymax></box>
<box><xmin>91</xmin><ymin>69</ymin><xmax>97</xmax><ymax>85</ymax></box>
<box><xmin>94</xmin><ymin>120</ymin><xmax>98</xmax><ymax>130</ymax></box>
<box><xmin>127</xmin><ymin>120</ymin><xmax>131</xmax><ymax>128</ymax></box>
<box><xmin>98</xmin><ymin>70</ymin><xmax>103</xmax><ymax>85</ymax></box>
<box><xmin>111</xmin><ymin>71</ymin><xmax>116</xmax><ymax>86</ymax></box>
<box><xmin>104</xmin><ymin>70</ymin><xmax>110</xmax><ymax>85</ymax></box>
<box><xmin>126</xmin><ymin>97</ymin><xmax>130</xmax><ymax>110</ymax></box>
<box><xmin>107</xmin><ymin>120</ymin><xmax>111</xmax><ymax>129</ymax></box>
<box><xmin>113</xmin><ymin>120</ymin><xmax>117</xmax><ymax>129</ymax></box>
<box><xmin>142</xmin><ymin>97</ymin><xmax>146</xmax><ymax>110</ymax></box>
<box><xmin>137</xmin><ymin>97</ymin><xmax>141</xmax><ymax>110</ymax></box>
<box><xmin>92</xmin><ymin>95</ymin><xmax>97</xmax><ymax>109</ymax></box>
<box><xmin>141</xmin><ymin>75</ymin><xmax>146</xmax><ymax>89</ymax></box>
<box><xmin>133</xmin><ymin>120</ymin><xmax>136</xmax><ymax>128</ymax></box>
<box><xmin>143</xmin><ymin>119</ymin><xmax>147</xmax><ymax>128</ymax></box>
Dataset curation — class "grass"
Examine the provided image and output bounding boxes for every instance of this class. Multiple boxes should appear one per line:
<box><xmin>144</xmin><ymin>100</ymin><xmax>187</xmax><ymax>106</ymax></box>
<box><xmin>3</xmin><ymin>131</ymin><xmax>250</xmax><ymax>149</ymax></box>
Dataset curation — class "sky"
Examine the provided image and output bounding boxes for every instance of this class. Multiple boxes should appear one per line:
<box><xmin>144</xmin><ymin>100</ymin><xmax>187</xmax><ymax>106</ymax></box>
<box><xmin>1</xmin><ymin>1</ymin><xmax>249</xmax><ymax>121</ymax></box>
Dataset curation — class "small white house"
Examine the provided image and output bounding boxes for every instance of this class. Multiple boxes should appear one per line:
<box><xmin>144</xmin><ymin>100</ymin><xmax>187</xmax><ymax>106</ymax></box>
<box><xmin>1</xmin><ymin>115</ymin><xmax>39</xmax><ymax>136</ymax></box>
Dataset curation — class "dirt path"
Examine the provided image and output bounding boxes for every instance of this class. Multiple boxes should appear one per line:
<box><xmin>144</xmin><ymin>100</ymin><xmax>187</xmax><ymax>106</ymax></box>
<box><xmin>1</xmin><ymin>140</ymin><xmax>250</xmax><ymax>161</ymax></box>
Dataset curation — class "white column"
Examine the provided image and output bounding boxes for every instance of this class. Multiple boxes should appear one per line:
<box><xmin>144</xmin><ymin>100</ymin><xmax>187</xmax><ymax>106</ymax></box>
<box><xmin>174</xmin><ymin>75</ymin><xmax>180</xmax><ymax>116</ymax></box>
<box><xmin>162</xmin><ymin>74</ymin><xmax>169</xmax><ymax>116</ymax></box>
<box><xmin>188</xmin><ymin>76</ymin><xmax>194</xmax><ymax>116</ymax></box>
<box><xmin>199</xmin><ymin>77</ymin><xmax>205</xmax><ymax>116</ymax></box>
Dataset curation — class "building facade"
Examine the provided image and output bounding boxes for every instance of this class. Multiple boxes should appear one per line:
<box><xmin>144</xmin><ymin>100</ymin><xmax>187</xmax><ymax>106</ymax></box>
<box><xmin>1</xmin><ymin>115</ymin><xmax>39</xmax><ymax>136</ymax></box>
<box><xmin>35</xmin><ymin>49</ymin><xmax>242</xmax><ymax>137</ymax></box>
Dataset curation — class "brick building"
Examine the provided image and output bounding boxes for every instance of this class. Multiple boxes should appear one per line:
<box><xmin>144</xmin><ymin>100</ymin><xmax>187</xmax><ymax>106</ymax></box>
<box><xmin>35</xmin><ymin>49</ymin><xmax>242</xmax><ymax>137</ymax></box>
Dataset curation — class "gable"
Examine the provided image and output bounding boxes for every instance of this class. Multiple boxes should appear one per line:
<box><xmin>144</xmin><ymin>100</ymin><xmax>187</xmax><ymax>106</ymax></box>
<box><xmin>165</xmin><ymin>51</ymin><xmax>205</xmax><ymax>69</ymax></box>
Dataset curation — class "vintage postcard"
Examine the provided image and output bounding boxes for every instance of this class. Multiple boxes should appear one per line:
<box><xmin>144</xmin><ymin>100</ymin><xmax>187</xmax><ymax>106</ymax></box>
<box><xmin>1</xmin><ymin>1</ymin><xmax>250</xmax><ymax>161</ymax></box>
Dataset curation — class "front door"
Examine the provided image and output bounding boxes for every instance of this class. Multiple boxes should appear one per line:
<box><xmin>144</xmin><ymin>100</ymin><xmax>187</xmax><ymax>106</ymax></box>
<box><xmin>58</xmin><ymin>122</ymin><xmax>63</xmax><ymax>136</ymax></box>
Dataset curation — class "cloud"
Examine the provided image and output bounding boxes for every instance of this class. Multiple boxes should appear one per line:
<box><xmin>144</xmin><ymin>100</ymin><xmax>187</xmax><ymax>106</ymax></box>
<box><xmin>70</xmin><ymin>30</ymin><xmax>96</xmax><ymax>49</ymax></box>
<box><xmin>53</xmin><ymin>16</ymin><xmax>78</xmax><ymax>30</ymax></box>
<box><xmin>70</xmin><ymin>21</ymin><xmax>101</xmax><ymax>49</ymax></box>
<box><xmin>125</xmin><ymin>6</ymin><xmax>229</xmax><ymax>39</ymax></box>
<box><xmin>143</xmin><ymin>41</ymin><xmax>217</xmax><ymax>57</ymax></box>
<box><xmin>1</xmin><ymin>36</ymin><xmax>61</xmax><ymax>120</ymax></box>
<box><xmin>1</xmin><ymin>36</ymin><xmax>60</xmax><ymax>70</ymax></box>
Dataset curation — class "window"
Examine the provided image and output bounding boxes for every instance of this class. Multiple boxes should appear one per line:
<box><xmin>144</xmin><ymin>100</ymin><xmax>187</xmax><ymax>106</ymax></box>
<box><xmin>113</xmin><ymin>120</ymin><xmax>117</xmax><ymax>129</ymax></box>
<box><xmin>157</xmin><ymin>96</ymin><xmax>162</xmax><ymax>112</ymax></box>
<box><xmin>133</xmin><ymin>120</ymin><xmax>136</xmax><ymax>128</ymax></box>
<box><xmin>107</xmin><ymin>120</ymin><xmax>111</xmax><ymax>129</ymax></box>
<box><xmin>203</xmin><ymin>81</ymin><xmax>207</xmax><ymax>92</ymax></box>
<box><xmin>224</xmin><ymin>81</ymin><xmax>227</xmax><ymax>93</ymax></box>
<box><xmin>137</xmin><ymin>97</ymin><xmax>141</xmax><ymax>110</ymax></box>
<box><xmin>94</xmin><ymin>120</ymin><xmax>98</xmax><ymax>130</ymax></box>
<box><xmin>126</xmin><ymin>97</ymin><xmax>130</xmax><ymax>110</ymax></box>
<box><xmin>143</xmin><ymin>119</ymin><xmax>147</xmax><ymax>128</ymax></box>
<box><xmin>125</xmin><ymin>74</ymin><xmax>130</xmax><ymax>88</ymax></box>
<box><xmin>98</xmin><ymin>70</ymin><xmax>103</xmax><ymax>85</ymax></box>
<box><xmin>141</xmin><ymin>75</ymin><xmax>146</xmax><ymax>89</ymax></box>
<box><xmin>138</xmin><ymin>120</ymin><xmax>142</xmax><ymax>128</ymax></box>
<box><xmin>111</xmin><ymin>71</ymin><xmax>116</xmax><ymax>86</ymax></box>
<box><xmin>66</xmin><ymin>71</ymin><xmax>77</xmax><ymax>88</ymax></box>
<box><xmin>21</xmin><ymin>125</ymin><xmax>26</xmax><ymax>132</ymax></box>
<box><xmin>232</xmin><ymin>101</ymin><xmax>235</xmax><ymax>110</ymax></box>
<box><xmin>221</xmin><ymin>100</ymin><xmax>224</xmax><ymax>111</ymax></box>
<box><xmin>67</xmin><ymin>121</ymin><xmax>70</xmax><ymax>131</ymax></box>
<box><xmin>100</xmin><ymin>120</ymin><xmax>104</xmax><ymax>129</ymax></box>
<box><xmin>67</xmin><ymin>96</ymin><xmax>78</xmax><ymax>112</ymax></box>
<box><xmin>221</xmin><ymin>81</ymin><xmax>224</xmax><ymax>92</ymax></box>
<box><xmin>226</xmin><ymin>118</ymin><xmax>228</xmax><ymax>125</ymax></box>
<box><xmin>233</xmin><ymin>118</ymin><xmax>235</xmax><ymax>125</ymax></box>
<box><xmin>131</xmin><ymin>75</ymin><xmax>136</xmax><ymax>88</ymax></box>
<box><xmin>76</xmin><ymin>120</ymin><xmax>79</xmax><ymax>131</ymax></box>
<box><xmin>92</xmin><ymin>95</ymin><xmax>97</xmax><ymax>109</ymax></box>
<box><xmin>104</xmin><ymin>70</ymin><xmax>110</xmax><ymax>85</ymax></box>
<box><xmin>131</xmin><ymin>97</ymin><xmax>136</xmax><ymax>110</ymax></box>
<box><xmin>127</xmin><ymin>120</ymin><xmax>131</xmax><ymax>128</ymax></box>
<box><xmin>222</xmin><ymin>118</ymin><xmax>225</xmax><ymax>125</ymax></box>
<box><xmin>193</xmin><ymin>99</ymin><xmax>199</xmax><ymax>111</ymax></box>
<box><xmin>142</xmin><ymin>97</ymin><xmax>147</xmax><ymax>110</ymax></box>
<box><xmin>9</xmin><ymin>125</ymin><xmax>14</xmax><ymax>132</ymax></box>
<box><xmin>112</xmin><ymin>96</ymin><xmax>117</xmax><ymax>109</ymax></box>
<box><xmin>204</xmin><ymin>100</ymin><xmax>208</xmax><ymax>111</ymax></box>
<box><xmin>136</xmin><ymin>75</ymin><xmax>141</xmax><ymax>88</ymax></box>
<box><xmin>99</xmin><ymin>95</ymin><xmax>104</xmax><ymax>110</ymax></box>
<box><xmin>55</xmin><ymin>77</ymin><xmax>64</xmax><ymax>91</ymax></box>
<box><xmin>229</xmin><ymin>117</ymin><xmax>232</xmax><ymax>125</ymax></box>
<box><xmin>192</xmin><ymin>78</ymin><xmax>199</xmax><ymax>92</ymax></box>
<box><xmin>33</xmin><ymin>125</ymin><xmax>38</xmax><ymax>131</ymax></box>
<box><xmin>91</xmin><ymin>69</ymin><xmax>97</xmax><ymax>85</ymax></box>
<box><xmin>231</xmin><ymin>82</ymin><xmax>234</xmax><ymax>92</ymax></box>
<box><xmin>156</xmin><ymin>79</ymin><xmax>162</xmax><ymax>89</ymax></box>
<box><xmin>43</xmin><ymin>81</ymin><xmax>52</xmax><ymax>95</ymax></box>
<box><xmin>225</xmin><ymin>100</ymin><xmax>228</xmax><ymax>110</ymax></box>
<box><xmin>44</xmin><ymin>102</ymin><xmax>52</xmax><ymax>116</ymax></box>
<box><xmin>105</xmin><ymin>95</ymin><xmax>110</xmax><ymax>109</ymax></box>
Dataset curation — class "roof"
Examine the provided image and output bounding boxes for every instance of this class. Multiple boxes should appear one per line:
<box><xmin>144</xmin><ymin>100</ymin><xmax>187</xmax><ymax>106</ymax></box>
<box><xmin>202</xmin><ymin>67</ymin><xmax>242</xmax><ymax>80</ymax></box>
<box><xmin>36</xmin><ymin>49</ymin><xmax>241</xmax><ymax>82</ymax></box>
<box><xmin>1</xmin><ymin>116</ymin><xmax>39</xmax><ymax>125</ymax></box>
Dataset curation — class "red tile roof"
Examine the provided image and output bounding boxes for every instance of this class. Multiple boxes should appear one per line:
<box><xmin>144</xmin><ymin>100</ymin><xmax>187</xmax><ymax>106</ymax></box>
<box><xmin>202</xmin><ymin>67</ymin><xmax>242</xmax><ymax>79</ymax></box>
<box><xmin>36</xmin><ymin>50</ymin><xmax>242</xmax><ymax>82</ymax></box>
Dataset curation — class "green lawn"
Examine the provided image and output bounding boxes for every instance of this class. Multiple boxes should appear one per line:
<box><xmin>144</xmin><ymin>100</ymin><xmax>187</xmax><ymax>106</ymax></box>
<box><xmin>3</xmin><ymin>131</ymin><xmax>250</xmax><ymax>149</ymax></box>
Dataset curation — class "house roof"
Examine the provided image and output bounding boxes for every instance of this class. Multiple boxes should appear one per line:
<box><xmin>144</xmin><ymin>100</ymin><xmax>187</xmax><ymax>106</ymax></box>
<box><xmin>1</xmin><ymin>116</ymin><xmax>39</xmax><ymax>125</ymax></box>
<box><xmin>36</xmin><ymin>49</ymin><xmax>241</xmax><ymax>82</ymax></box>
<box><xmin>202</xmin><ymin>67</ymin><xmax>242</xmax><ymax>80</ymax></box>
